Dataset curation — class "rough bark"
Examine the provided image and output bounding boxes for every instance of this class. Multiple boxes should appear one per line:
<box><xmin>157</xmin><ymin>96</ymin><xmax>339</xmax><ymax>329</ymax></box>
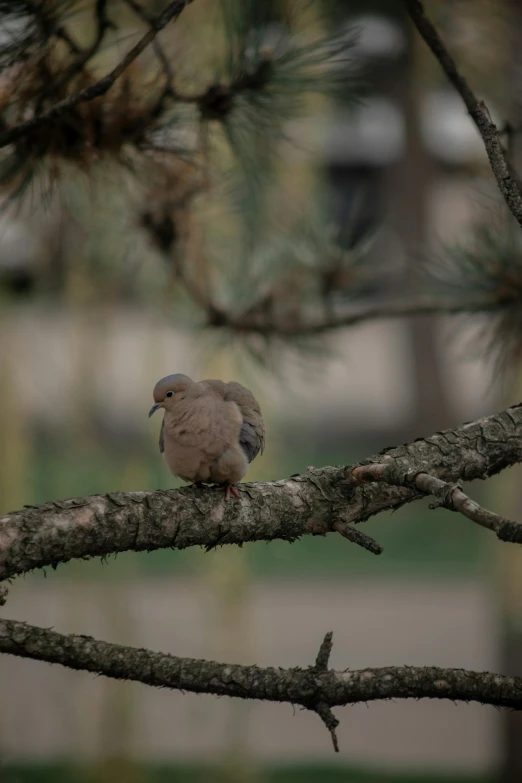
<box><xmin>1</xmin><ymin>401</ymin><xmax>522</xmax><ymax>582</ymax></box>
<box><xmin>351</xmin><ymin>467</ymin><xmax>522</xmax><ymax>543</ymax></box>
<box><xmin>1</xmin><ymin>619</ymin><xmax>521</xmax><ymax>715</ymax></box>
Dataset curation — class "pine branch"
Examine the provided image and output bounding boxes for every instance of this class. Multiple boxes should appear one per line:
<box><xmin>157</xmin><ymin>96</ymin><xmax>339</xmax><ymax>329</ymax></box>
<box><xmin>0</xmin><ymin>618</ymin><xmax>521</xmax><ymax>754</ymax></box>
<box><xmin>0</xmin><ymin>0</ymin><xmax>194</xmax><ymax>149</ymax></box>
<box><xmin>205</xmin><ymin>295</ymin><xmax>502</xmax><ymax>335</ymax></box>
<box><xmin>50</xmin><ymin>0</ymin><xmax>113</xmax><ymax>94</ymax></box>
<box><xmin>352</xmin><ymin>466</ymin><xmax>522</xmax><ymax>544</ymax></box>
<box><xmin>2</xmin><ymin>401</ymin><xmax>522</xmax><ymax>583</ymax></box>
<box><xmin>123</xmin><ymin>0</ymin><xmax>176</xmax><ymax>109</ymax></box>
<box><xmin>404</xmin><ymin>0</ymin><xmax>522</xmax><ymax>228</ymax></box>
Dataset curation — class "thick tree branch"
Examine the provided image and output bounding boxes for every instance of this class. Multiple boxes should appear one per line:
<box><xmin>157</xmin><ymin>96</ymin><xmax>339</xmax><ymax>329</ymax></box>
<box><xmin>0</xmin><ymin>619</ymin><xmax>521</xmax><ymax>742</ymax></box>
<box><xmin>2</xmin><ymin>402</ymin><xmax>522</xmax><ymax>582</ymax></box>
<box><xmin>405</xmin><ymin>0</ymin><xmax>522</xmax><ymax>228</ymax></box>
<box><xmin>0</xmin><ymin>0</ymin><xmax>193</xmax><ymax>149</ymax></box>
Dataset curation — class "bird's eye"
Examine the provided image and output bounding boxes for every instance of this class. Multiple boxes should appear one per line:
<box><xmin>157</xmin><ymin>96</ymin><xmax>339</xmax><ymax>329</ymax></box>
<box><xmin>165</xmin><ymin>391</ymin><xmax>174</xmax><ymax>398</ymax></box>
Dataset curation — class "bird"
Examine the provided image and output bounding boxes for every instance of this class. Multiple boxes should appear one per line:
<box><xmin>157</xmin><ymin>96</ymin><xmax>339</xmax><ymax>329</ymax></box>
<box><xmin>149</xmin><ymin>373</ymin><xmax>265</xmax><ymax>500</ymax></box>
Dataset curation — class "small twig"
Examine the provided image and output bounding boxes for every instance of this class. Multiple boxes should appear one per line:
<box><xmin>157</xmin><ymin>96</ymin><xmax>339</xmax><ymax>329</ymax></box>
<box><xmin>332</xmin><ymin>521</ymin><xmax>383</xmax><ymax>555</ymax></box>
<box><xmin>120</xmin><ymin>0</ymin><xmax>178</xmax><ymax>131</ymax></box>
<box><xmin>351</xmin><ymin>464</ymin><xmax>388</xmax><ymax>484</ymax></box>
<box><xmin>0</xmin><ymin>0</ymin><xmax>194</xmax><ymax>149</ymax></box>
<box><xmin>351</xmin><ymin>464</ymin><xmax>522</xmax><ymax>544</ymax></box>
<box><xmin>312</xmin><ymin>631</ymin><xmax>340</xmax><ymax>751</ymax></box>
<box><xmin>123</xmin><ymin>0</ymin><xmax>175</xmax><ymax>97</ymax></box>
<box><xmin>124</xmin><ymin>0</ymin><xmax>154</xmax><ymax>21</ymax></box>
<box><xmin>415</xmin><ymin>473</ymin><xmax>522</xmax><ymax>544</ymax></box>
<box><xmin>54</xmin><ymin>27</ymin><xmax>82</xmax><ymax>55</ymax></box>
<box><xmin>404</xmin><ymin>0</ymin><xmax>522</xmax><ymax>228</ymax></box>
<box><xmin>315</xmin><ymin>701</ymin><xmax>340</xmax><ymax>753</ymax></box>
<box><xmin>315</xmin><ymin>631</ymin><xmax>334</xmax><ymax>671</ymax></box>
<box><xmin>28</xmin><ymin>1</ymin><xmax>82</xmax><ymax>56</ymax></box>
<box><xmin>54</xmin><ymin>0</ymin><xmax>112</xmax><ymax>91</ymax></box>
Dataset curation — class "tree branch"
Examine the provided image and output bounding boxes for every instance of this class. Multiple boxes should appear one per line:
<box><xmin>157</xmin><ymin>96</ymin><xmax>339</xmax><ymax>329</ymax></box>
<box><xmin>0</xmin><ymin>0</ymin><xmax>193</xmax><ymax>149</ymax></box>
<box><xmin>352</xmin><ymin>465</ymin><xmax>522</xmax><ymax>544</ymax></box>
<box><xmin>123</xmin><ymin>0</ymin><xmax>176</xmax><ymax>108</ymax></box>
<box><xmin>404</xmin><ymin>0</ymin><xmax>522</xmax><ymax>228</ymax></box>
<box><xmin>206</xmin><ymin>295</ymin><xmax>503</xmax><ymax>335</ymax></box>
<box><xmin>0</xmin><ymin>618</ymin><xmax>521</xmax><ymax>750</ymax></box>
<box><xmin>2</xmin><ymin>402</ymin><xmax>522</xmax><ymax>582</ymax></box>
<box><xmin>51</xmin><ymin>0</ymin><xmax>112</xmax><ymax>94</ymax></box>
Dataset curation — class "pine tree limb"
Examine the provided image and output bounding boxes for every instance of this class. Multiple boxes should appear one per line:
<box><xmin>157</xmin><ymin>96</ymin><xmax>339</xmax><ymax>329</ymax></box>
<box><xmin>205</xmin><ymin>295</ymin><xmax>502</xmax><ymax>335</ymax></box>
<box><xmin>0</xmin><ymin>0</ymin><xmax>193</xmax><ymax>149</ymax></box>
<box><xmin>352</xmin><ymin>465</ymin><xmax>522</xmax><ymax>544</ymax></box>
<box><xmin>0</xmin><ymin>619</ymin><xmax>521</xmax><ymax>729</ymax></box>
<box><xmin>2</xmin><ymin>401</ymin><xmax>522</xmax><ymax>583</ymax></box>
<box><xmin>404</xmin><ymin>0</ymin><xmax>522</xmax><ymax>228</ymax></box>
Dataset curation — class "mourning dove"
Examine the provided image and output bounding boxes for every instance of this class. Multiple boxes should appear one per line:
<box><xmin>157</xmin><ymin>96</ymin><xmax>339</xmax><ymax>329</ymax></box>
<box><xmin>149</xmin><ymin>374</ymin><xmax>265</xmax><ymax>499</ymax></box>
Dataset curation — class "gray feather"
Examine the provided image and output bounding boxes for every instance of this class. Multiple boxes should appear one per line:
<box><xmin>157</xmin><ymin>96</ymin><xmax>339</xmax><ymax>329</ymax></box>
<box><xmin>239</xmin><ymin>421</ymin><xmax>262</xmax><ymax>463</ymax></box>
<box><xmin>159</xmin><ymin>420</ymin><xmax>165</xmax><ymax>454</ymax></box>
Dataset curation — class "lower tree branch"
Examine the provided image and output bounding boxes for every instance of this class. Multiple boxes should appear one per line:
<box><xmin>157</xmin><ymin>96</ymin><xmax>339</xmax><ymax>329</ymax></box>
<box><xmin>0</xmin><ymin>618</ymin><xmax>521</xmax><ymax>751</ymax></box>
<box><xmin>1</xmin><ymin>402</ymin><xmax>522</xmax><ymax>582</ymax></box>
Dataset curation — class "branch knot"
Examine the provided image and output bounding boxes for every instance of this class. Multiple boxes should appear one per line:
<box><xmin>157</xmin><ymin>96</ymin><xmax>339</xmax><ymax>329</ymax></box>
<box><xmin>308</xmin><ymin>632</ymin><xmax>340</xmax><ymax>752</ymax></box>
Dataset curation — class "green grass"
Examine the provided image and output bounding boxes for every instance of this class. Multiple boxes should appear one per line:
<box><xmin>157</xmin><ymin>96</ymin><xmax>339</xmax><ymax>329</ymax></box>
<box><xmin>0</xmin><ymin>763</ymin><xmax>494</xmax><ymax>783</ymax></box>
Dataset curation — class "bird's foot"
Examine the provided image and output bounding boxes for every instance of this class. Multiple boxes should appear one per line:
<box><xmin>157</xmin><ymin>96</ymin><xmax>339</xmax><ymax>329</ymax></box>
<box><xmin>211</xmin><ymin>483</ymin><xmax>241</xmax><ymax>500</ymax></box>
<box><xmin>208</xmin><ymin>483</ymin><xmax>241</xmax><ymax>500</ymax></box>
<box><xmin>225</xmin><ymin>484</ymin><xmax>241</xmax><ymax>501</ymax></box>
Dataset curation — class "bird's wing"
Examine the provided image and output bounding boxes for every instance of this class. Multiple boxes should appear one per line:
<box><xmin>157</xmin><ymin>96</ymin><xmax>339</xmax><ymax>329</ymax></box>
<box><xmin>159</xmin><ymin>419</ymin><xmax>165</xmax><ymax>454</ymax></box>
<box><xmin>238</xmin><ymin>419</ymin><xmax>264</xmax><ymax>463</ymax></box>
<box><xmin>204</xmin><ymin>379</ymin><xmax>265</xmax><ymax>463</ymax></box>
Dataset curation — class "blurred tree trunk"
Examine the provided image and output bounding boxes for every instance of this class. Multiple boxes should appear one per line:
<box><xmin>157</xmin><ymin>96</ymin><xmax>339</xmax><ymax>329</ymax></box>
<box><xmin>383</xmin><ymin>11</ymin><xmax>456</xmax><ymax>437</ymax></box>
<box><xmin>499</xmin><ymin>3</ymin><xmax>522</xmax><ymax>780</ymax></box>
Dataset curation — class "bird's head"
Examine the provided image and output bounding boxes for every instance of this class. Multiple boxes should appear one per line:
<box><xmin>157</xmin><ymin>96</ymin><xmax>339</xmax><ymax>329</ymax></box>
<box><xmin>148</xmin><ymin>373</ymin><xmax>193</xmax><ymax>416</ymax></box>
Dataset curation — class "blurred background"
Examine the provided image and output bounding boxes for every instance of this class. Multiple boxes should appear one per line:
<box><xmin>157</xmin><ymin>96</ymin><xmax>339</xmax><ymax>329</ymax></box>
<box><xmin>1</xmin><ymin>0</ymin><xmax>522</xmax><ymax>781</ymax></box>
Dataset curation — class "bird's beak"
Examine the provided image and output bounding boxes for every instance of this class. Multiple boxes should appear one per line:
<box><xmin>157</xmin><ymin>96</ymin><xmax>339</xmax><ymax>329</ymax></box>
<box><xmin>148</xmin><ymin>402</ymin><xmax>162</xmax><ymax>418</ymax></box>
